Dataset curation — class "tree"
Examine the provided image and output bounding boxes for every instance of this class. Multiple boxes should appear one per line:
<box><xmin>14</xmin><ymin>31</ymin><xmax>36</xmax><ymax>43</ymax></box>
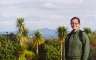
<box><xmin>45</xmin><ymin>40</ymin><xmax>61</xmax><ymax>60</ymax></box>
<box><xmin>16</xmin><ymin>17</ymin><xmax>29</xmax><ymax>49</ymax></box>
<box><xmin>16</xmin><ymin>17</ymin><xmax>36</xmax><ymax>60</ymax></box>
<box><xmin>18</xmin><ymin>49</ymin><xmax>36</xmax><ymax>60</ymax></box>
<box><xmin>90</xmin><ymin>32</ymin><xmax>96</xmax><ymax>47</ymax></box>
<box><xmin>57</xmin><ymin>26</ymin><xmax>67</xmax><ymax>60</ymax></box>
<box><xmin>32</xmin><ymin>31</ymin><xmax>45</xmax><ymax>55</ymax></box>
<box><xmin>83</xmin><ymin>27</ymin><xmax>92</xmax><ymax>40</ymax></box>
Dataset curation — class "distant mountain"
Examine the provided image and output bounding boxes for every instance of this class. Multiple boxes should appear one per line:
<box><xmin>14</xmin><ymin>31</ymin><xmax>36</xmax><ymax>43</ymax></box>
<box><xmin>29</xmin><ymin>28</ymin><xmax>58</xmax><ymax>39</ymax></box>
<box><xmin>39</xmin><ymin>28</ymin><xmax>57</xmax><ymax>39</ymax></box>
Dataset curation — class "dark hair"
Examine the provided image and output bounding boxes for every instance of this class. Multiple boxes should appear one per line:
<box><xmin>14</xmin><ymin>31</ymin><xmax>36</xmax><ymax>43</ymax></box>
<box><xmin>71</xmin><ymin>17</ymin><xmax>80</xmax><ymax>24</ymax></box>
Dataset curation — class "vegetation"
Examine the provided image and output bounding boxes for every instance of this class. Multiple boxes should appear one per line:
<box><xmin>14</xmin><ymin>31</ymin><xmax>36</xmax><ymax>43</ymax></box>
<box><xmin>0</xmin><ymin>17</ymin><xmax>96</xmax><ymax>60</ymax></box>
<box><xmin>57</xmin><ymin>26</ymin><xmax>67</xmax><ymax>60</ymax></box>
<box><xmin>0</xmin><ymin>33</ymin><xmax>20</xmax><ymax>60</ymax></box>
<box><xmin>32</xmin><ymin>31</ymin><xmax>45</xmax><ymax>55</ymax></box>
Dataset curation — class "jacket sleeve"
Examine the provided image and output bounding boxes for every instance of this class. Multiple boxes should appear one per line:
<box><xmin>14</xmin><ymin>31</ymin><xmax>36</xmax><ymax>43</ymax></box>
<box><xmin>82</xmin><ymin>32</ymin><xmax>90</xmax><ymax>60</ymax></box>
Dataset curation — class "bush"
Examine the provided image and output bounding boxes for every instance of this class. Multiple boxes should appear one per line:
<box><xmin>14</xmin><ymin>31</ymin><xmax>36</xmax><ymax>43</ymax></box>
<box><xmin>0</xmin><ymin>36</ymin><xmax>20</xmax><ymax>60</ymax></box>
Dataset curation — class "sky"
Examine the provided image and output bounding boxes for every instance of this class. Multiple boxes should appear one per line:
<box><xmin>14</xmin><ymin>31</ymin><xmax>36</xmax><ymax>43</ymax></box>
<box><xmin>0</xmin><ymin>0</ymin><xmax>96</xmax><ymax>32</ymax></box>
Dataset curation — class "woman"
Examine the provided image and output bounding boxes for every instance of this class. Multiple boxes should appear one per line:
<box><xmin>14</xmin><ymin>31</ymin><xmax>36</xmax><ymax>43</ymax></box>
<box><xmin>65</xmin><ymin>17</ymin><xmax>90</xmax><ymax>60</ymax></box>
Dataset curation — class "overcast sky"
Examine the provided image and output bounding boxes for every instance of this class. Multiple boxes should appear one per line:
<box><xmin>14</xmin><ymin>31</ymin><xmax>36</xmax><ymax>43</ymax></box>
<box><xmin>0</xmin><ymin>0</ymin><xmax>96</xmax><ymax>32</ymax></box>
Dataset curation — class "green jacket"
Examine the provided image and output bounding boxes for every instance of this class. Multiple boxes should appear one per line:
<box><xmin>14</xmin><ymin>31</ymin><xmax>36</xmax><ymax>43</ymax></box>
<box><xmin>65</xmin><ymin>30</ymin><xmax>90</xmax><ymax>60</ymax></box>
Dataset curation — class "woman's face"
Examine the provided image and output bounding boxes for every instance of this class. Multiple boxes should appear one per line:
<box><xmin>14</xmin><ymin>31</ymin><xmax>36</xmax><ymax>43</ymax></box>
<box><xmin>71</xmin><ymin>19</ymin><xmax>80</xmax><ymax>31</ymax></box>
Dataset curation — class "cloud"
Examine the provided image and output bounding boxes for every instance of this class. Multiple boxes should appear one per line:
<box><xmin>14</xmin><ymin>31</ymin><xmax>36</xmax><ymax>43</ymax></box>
<box><xmin>0</xmin><ymin>20</ymin><xmax>16</xmax><ymax>27</ymax></box>
<box><xmin>0</xmin><ymin>0</ymin><xmax>96</xmax><ymax>32</ymax></box>
<box><xmin>0</xmin><ymin>20</ymin><xmax>16</xmax><ymax>32</ymax></box>
<box><xmin>40</xmin><ymin>0</ymin><xmax>83</xmax><ymax>10</ymax></box>
<box><xmin>42</xmin><ymin>2</ymin><xmax>57</xmax><ymax>9</ymax></box>
<box><xmin>40</xmin><ymin>0</ymin><xmax>83</xmax><ymax>4</ymax></box>
<box><xmin>24</xmin><ymin>14</ymin><xmax>69</xmax><ymax>31</ymax></box>
<box><xmin>0</xmin><ymin>0</ymin><xmax>28</xmax><ymax>5</ymax></box>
